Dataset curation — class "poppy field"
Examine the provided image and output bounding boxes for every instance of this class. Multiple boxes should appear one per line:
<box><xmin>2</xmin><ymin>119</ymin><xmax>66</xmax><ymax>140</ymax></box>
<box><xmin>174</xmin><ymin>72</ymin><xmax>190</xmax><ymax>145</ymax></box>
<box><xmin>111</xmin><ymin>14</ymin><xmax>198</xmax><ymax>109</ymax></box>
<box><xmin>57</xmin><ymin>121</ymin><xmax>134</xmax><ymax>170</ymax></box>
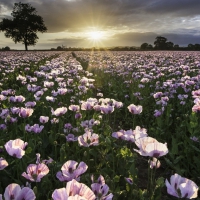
<box><xmin>0</xmin><ymin>50</ymin><xmax>200</xmax><ymax>200</ymax></box>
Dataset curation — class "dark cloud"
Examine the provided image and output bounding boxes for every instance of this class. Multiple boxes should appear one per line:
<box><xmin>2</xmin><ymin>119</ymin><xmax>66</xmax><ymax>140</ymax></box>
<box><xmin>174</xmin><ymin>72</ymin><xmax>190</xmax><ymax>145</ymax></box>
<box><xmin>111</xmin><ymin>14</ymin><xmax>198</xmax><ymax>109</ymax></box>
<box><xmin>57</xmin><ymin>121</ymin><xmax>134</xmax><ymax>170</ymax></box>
<box><xmin>146</xmin><ymin>0</ymin><xmax>200</xmax><ymax>17</ymax></box>
<box><xmin>110</xmin><ymin>32</ymin><xmax>200</xmax><ymax>47</ymax></box>
<box><xmin>0</xmin><ymin>0</ymin><xmax>200</xmax><ymax>48</ymax></box>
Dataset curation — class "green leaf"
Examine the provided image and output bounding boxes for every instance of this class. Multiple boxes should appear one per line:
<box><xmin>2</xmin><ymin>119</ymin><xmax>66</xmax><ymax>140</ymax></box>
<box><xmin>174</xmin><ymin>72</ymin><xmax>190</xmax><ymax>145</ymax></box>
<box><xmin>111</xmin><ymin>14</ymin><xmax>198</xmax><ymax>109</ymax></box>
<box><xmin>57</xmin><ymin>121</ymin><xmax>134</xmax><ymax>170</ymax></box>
<box><xmin>25</xmin><ymin>147</ymin><xmax>32</xmax><ymax>154</ymax></box>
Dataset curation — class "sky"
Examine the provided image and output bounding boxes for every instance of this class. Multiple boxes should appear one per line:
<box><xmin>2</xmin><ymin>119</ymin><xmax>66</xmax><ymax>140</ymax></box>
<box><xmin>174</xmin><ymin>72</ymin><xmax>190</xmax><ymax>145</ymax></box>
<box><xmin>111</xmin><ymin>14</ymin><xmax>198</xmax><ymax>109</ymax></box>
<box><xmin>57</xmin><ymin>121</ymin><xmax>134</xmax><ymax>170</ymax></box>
<box><xmin>0</xmin><ymin>0</ymin><xmax>200</xmax><ymax>50</ymax></box>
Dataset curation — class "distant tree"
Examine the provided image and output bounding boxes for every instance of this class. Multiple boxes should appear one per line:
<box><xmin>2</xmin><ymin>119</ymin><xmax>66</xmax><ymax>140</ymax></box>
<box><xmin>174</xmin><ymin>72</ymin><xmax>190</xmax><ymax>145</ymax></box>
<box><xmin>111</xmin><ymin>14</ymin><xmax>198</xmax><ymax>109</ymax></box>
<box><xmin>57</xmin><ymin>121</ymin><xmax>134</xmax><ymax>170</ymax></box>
<box><xmin>140</xmin><ymin>43</ymin><xmax>153</xmax><ymax>50</ymax></box>
<box><xmin>2</xmin><ymin>46</ymin><xmax>11</xmax><ymax>51</ymax></box>
<box><xmin>154</xmin><ymin>36</ymin><xmax>167</xmax><ymax>50</ymax></box>
<box><xmin>174</xmin><ymin>44</ymin><xmax>179</xmax><ymax>50</ymax></box>
<box><xmin>166</xmin><ymin>41</ymin><xmax>174</xmax><ymax>50</ymax></box>
<box><xmin>147</xmin><ymin>44</ymin><xmax>153</xmax><ymax>50</ymax></box>
<box><xmin>194</xmin><ymin>44</ymin><xmax>200</xmax><ymax>50</ymax></box>
<box><xmin>188</xmin><ymin>44</ymin><xmax>194</xmax><ymax>50</ymax></box>
<box><xmin>0</xmin><ymin>2</ymin><xmax>47</xmax><ymax>50</ymax></box>
<box><xmin>140</xmin><ymin>43</ymin><xmax>149</xmax><ymax>50</ymax></box>
<box><xmin>57</xmin><ymin>46</ymin><xmax>63</xmax><ymax>50</ymax></box>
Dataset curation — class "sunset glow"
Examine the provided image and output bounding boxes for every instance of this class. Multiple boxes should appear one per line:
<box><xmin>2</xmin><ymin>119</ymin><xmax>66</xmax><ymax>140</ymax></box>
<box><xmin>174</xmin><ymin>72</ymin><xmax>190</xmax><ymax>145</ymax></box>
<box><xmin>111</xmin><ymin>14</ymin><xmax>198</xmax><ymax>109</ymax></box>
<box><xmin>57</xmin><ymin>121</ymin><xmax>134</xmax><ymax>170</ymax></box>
<box><xmin>87</xmin><ymin>31</ymin><xmax>104</xmax><ymax>41</ymax></box>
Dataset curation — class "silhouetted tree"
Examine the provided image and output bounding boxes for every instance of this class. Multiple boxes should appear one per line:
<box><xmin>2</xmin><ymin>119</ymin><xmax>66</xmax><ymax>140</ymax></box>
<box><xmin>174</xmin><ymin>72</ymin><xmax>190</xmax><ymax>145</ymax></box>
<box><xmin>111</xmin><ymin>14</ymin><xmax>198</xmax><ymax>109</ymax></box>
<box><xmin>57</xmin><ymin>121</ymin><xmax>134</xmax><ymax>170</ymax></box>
<box><xmin>57</xmin><ymin>46</ymin><xmax>63</xmax><ymax>50</ymax></box>
<box><xmin>140</xmin><ymin>43</ymin><xmax>149</xmax><ymax>50</ymax></box>
<box><xmin>194</xmin><ymin>44</ymin><xmax>200</xmax><ymax>50</ymax></box>
<box><xmin>140</xmin><ymin>43</ymin><xmax>153</xmax><ymax>50</ymax></box>
<box><xmin>0</xmin><ymin>2</ymin><xmax>47</xmax><ymax>50</ymax></box>
<box><xmin>166</xmin><ymin>41</ymin><xmax>174</xmax><ymax>50</ymax></box>
<box><xmin>188</xmin><ymin>44</ymin><xmax>194</xmax><ymax>50</ymax></box>
<box><xmin>154</xmin><ymin>36</ymin><xmax>167</xmax><ymax>50</ymax></box>
<box><xmin>147</xmin><ymin>44</ymin><xmax>153</xmax><ymax>50</ymax></box>
<box><xmin>174</xmin><ymin>44</ymin><xmax>179</xmax><ymax>50</ymax></box>
<box><xmin>2</xmin><ymin>46</ymin><xmax>11</xmax><ymax>51</ymax></box>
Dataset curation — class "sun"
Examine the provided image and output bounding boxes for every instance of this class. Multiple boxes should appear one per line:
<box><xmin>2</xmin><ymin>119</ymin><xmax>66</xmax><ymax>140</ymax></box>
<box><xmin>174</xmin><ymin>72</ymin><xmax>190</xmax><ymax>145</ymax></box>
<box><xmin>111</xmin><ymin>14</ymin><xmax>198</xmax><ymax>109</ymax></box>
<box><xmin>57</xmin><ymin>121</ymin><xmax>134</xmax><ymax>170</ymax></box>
<box><xmin>87</xmin><ymin>31</ymin><xmax>104</xmax><ymax>41</ymax></box>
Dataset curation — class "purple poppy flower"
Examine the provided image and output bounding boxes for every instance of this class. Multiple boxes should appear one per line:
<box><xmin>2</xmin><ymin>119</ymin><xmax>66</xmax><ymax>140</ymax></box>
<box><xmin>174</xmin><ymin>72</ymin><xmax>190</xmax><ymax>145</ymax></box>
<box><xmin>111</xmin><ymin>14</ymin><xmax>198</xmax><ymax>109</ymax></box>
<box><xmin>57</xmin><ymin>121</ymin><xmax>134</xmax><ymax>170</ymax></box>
<box><xmin>69</xmin><ymin>105</ymin><xmax>80</xmax><ymax>112</ymax></box>
<box><xmin>52</xmin><ymin>107</ymin><xmax>67</xmax><ymax>116</ymax></box>
<box><xmin>125</xmin><ymin>177</ymin><xmax>133</xmax><ymax>185</ymax></box>
<box><xmin>78</xmin><ymin>131</ymin><xmax>99</xmax><ymax>147</ymax></box>
<box><xmin>0</xmin><ymin>124</ymin><xmax>7</xmax><ymax>130</ymax></box>
<box><xmin>0</xmin><ymin>157</ymin><xmax>8</xmax><ymax>170</ymax></box>
<box><xmin>10</xmin><ymin>107</ymin><xmax>20</xmax><ymax>114</ymax></box>
<box><xmin>81</xmin><ymin>101</ymin><xmax>94</xmax><ymax>110</ymax></box>
<box><xmin>39</xmin><ymin>116</ymin><xmax>49</xmax><ymax>123</ymax></box>
<box><xmin>100</xmin><ymin>105</ymin><xmax>114</xmax><ymax>114</ymax></box>
<box><xmin>2</xmin><ymin>183</ymin><xmax>35</xmax><ymax>200</ymax></box>
<box><xmin>56</xmin><ymin>160</ymin><xmax>88</xmax><ymax>182</ymax></box>
<box><xmin>134</xmin><ymin>137</ymin><xmax>168</xmax><ymax>157</ymax></box>
<box><xmin>66</xmin><ymin>134</ymin><xmax>78</xmax><ymax>142</ymax></box>
<box><xmin>52</xmin><ymin>179</ymin><xmax>95</xmax><ymax>200</ymax></box>
<box><xmin>4</xmin><ymin>139</ymin><xmax>28</xmax><ymax>158</ymax></box>
<box><xmin>9</xmin><ymin>95</ymin><xmax>25</xmax><ymax>103</ymax></box>
<box><xmin>127</xmin><ymin>104</ymin><xmax>142</xmax><ymax>114</ymax></box>
<box><xmin>91</xmin><ymin>175</ymin><xmax>113</xmax><ymax>200</ymax></box>
<box><xmin>0</xmin><ymin>94</ymin><xmax>7</xmax><ymax>101</ymax></box>
<box><xmin>91</xmin><ymin>183</ymin><xmax>113</xmax><ymax>200</ymax></box>
<box><xmin>22</xmin><ymin>163</ymin><xmax>49</xmax><ymax>182</ymax></box>
<box><xmin>24</xmin><ymin>101</ymin><xmax>36</xmax><ymax>108</ymax></box>
<box><xmin>75</xmin><ymin>112</ymin><xmax>82</xmax><ymax>119</ymax></box>
<box><xmin>18</xmin><ymin>107</ymin><xmax>33</xmax><ymax>118</ymax></box>
<box><xmin>165</xmin><ymin>173</ymin><xmax>198</xmax><ymax>198</ymax></box>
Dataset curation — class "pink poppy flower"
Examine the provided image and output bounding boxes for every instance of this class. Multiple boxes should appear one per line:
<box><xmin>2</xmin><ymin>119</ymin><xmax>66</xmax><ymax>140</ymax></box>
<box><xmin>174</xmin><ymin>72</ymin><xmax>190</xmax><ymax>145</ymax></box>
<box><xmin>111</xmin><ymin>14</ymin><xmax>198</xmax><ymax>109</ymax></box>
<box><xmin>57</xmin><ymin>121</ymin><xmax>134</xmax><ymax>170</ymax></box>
<box><xmin>22</xmin><ymin>163</ymin><xmax>49</xmax><ymax>182</ymax></box>
<box><xmin>69</xmin><ymin>105</ymin><xmax>80</xmax><ymax>112</ymax></box>
<box><xmin>0</xmin><ymin>157</ymin><xmax>8</xmax><ymax>170</ymax></box>
<box><xmin>52</xmin><ymin>107</ymin><xmax>67</xmax><ymax>116</ymax></box>
<box><xmin>165</xmin><ymin>173</ymin><xmax>198</xmax><ymax>198</ymax></box>
<box><xmin>78</xmin><ymin>131</ymin><xmax>99</xmax><ymax>147</ymax></box>
<box><xmin>56</xmin><ymin>160</ymin><xmax>88</xmax><ymax>182</ymax></box>
<box><xmin>2</xmin><ymin>183</ymin><xmax>36</xmax><ymax>200</ymax></box>
<box><xmin>39</xmin><ymin>116</ymin><xmax>49</xmax><ymax>123</ymax></box>
<box><xmin>100</xmin><ymin>105</ymin><xmax>114</xmax><ymax>114</ymax></box>
<box><xmin>4</xmin><ymin>139</ymin><xmax>28</xmax><ymax>158</ymax></box>
<box><xmin>18</xmin><ymin>107</ymin><xmax>33</xmax><ymax>118</ymax></box>
<box><xmin>0</xmin><ymin>94</ymin><xmax>7</xmax><ymax>101</ymax></box>
<box><xmin>134</xmin><ymin>137</ymin><xmax>168</xmax><ymax>157</ymax></box>
<box><xmin>81</xmin><ymin>101</ymin><xmax>95</xmax><ymax>110</ymax></box>
<box><xmin>127</xmin><ymin>104</ymin><xmax>142</xmax><ymax>114</ymax></box>
<box><xmin>52</xmin><ymin>179</ymin><xmax>95</xmax><ymax>200</ymax></box>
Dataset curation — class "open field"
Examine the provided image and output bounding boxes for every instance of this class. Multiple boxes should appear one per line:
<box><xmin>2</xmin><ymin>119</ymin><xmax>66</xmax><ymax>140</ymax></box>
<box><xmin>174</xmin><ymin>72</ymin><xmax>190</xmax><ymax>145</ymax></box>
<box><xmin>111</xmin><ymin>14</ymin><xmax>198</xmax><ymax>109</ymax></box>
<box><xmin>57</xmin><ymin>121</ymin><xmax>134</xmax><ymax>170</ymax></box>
<box><xmin>0</xmin><ymin>50</ymin><xmax>200</xmax><ymax>199</ymax></box>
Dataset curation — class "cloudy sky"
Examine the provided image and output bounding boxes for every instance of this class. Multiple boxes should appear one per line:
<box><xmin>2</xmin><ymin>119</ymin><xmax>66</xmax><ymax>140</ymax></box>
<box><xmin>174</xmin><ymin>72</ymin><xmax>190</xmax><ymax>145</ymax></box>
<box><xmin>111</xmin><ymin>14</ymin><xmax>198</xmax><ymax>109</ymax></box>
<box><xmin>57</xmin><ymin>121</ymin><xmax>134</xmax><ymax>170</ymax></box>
<box><xmin>0</xmin><ymin>0</ymin><xmax>200</xmax><ymax>50</ymax></box>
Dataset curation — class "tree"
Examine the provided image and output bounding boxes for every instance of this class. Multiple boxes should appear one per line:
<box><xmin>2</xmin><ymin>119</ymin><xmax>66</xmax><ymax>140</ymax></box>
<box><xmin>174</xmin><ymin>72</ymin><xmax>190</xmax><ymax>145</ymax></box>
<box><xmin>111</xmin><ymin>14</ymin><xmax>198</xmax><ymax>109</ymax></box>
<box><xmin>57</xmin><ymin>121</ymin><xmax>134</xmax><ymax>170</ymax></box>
<box><xmin>140</xmin><ymin>43</ymin><xmax>149</xmax><ymax>50</ymax></box>
<box><xmin>0</xmin><ymin>2</ymin><xmax>47</xmax><ymax>50</ymax></box>
<box><xmin>188</xmin><ymin>44</ymin><xmax>194</xmax><ymax>50</ymax></box>
<box><xmin>57</xmin><ymin>46</ymin><xmax>63</xmax><ymax>50</ymax></box>
<box><xmin>174</xmin><ymin>44</ymin><xmax>179</xmax><ymax>50</ymax></box>
<box><xmin>166</xmin><ymin>41</ymin><xmax>174</xmax><ymax>50</ymax></box>
<box><xmin>154</xmin><ymin>36</ymin><xmax>167</xmax><ymax>50</ymax></box>
<box><xmin>140</xmin><ymin>43</ymin><xmax>153</xmax><ymax>50</ymax></box>
<box><xmin>2</xmin><ymin>46</ymin><xmax>11</xmax><ymax>51</ymax></box>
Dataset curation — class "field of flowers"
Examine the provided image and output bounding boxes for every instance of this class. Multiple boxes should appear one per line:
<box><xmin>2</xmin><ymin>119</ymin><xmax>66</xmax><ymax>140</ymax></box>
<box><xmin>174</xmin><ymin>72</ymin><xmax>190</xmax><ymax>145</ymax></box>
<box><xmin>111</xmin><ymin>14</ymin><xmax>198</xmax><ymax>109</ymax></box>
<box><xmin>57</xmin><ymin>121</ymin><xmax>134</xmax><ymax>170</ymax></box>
<box><xmin>0</xmin><ymin>50</ymin><xmax>200</xmax><ymax>200</ymax></box>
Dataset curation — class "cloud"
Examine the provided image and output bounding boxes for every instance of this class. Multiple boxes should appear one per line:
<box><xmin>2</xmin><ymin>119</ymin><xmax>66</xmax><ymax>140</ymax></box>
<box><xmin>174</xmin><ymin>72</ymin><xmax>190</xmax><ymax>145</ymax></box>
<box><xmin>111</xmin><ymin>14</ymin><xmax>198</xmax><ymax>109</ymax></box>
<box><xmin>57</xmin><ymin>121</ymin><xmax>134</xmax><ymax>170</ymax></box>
<box><xmin>1</xmin><ymin>0</ymin><xmax>200</xmax><ymax>49</ymax></box>
<box><xmin>146</xmin><ymin>0</ymin><xmax>200</xmax><ymax>17</ymax></box>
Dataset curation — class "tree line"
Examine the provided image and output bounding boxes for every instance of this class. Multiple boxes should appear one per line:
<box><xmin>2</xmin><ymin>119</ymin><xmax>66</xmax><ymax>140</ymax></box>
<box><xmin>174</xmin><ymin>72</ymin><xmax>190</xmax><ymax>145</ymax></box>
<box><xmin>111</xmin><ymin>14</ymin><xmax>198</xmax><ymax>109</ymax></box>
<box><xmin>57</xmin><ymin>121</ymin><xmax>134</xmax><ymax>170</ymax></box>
<box><xmin>141</xmin><ymin>36</ymin><xmax>200</xmax><ymax>50</ymax></box>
